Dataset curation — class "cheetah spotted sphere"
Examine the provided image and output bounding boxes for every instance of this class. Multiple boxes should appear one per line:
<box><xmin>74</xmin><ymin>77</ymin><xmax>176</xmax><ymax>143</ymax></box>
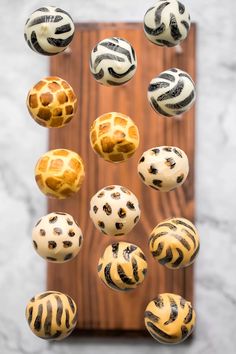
<box><xmin>32</xmin><ymin>212</ymin><xmax>83</xmax><ymax>263</ymax></box>
<box><xmin>98</xmin><ymin>242</ymin><xmax>147</xmax><ymax>291</ymax></box>
<box><xmin>149</xmin><ymin>217</ymin><xmax>200</xmax><ymax>269</ymax></box>
<box><xmin>89</xmin><ymin>185</ymin><xmax>140</xmax><ymax>236</ymax></box>
<box><xmin>138</xmin><ymin>146</ymin><xmax>189</xmax><ymax>192</ymax></box>
<box><xmin>35</xmin><ymin>149</ymin><xmax>85</xmax><ymax>199</ymax></box>
<box><xmin>25</xmin><ymin>291</ymin><xmax>77</xmax><ymax>340</ymax></box>
<box><xmin>144</xmin><ymin>293</ymin><xmax>196</xmax><ymax>344</ymax></box>
<box><xmin>90</xmin><ymin>112</ymin><xmax>139</xmax><ymax>163</ymax></box>
<box><xmin>27</xmin><ymin>76</ymin><xmax>77</xmax><ymax>128</ymax></box>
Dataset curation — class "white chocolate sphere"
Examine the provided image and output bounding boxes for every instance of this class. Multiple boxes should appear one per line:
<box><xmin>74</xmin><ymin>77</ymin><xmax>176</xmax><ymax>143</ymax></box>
<box><xmin>24</xmin><ymin>6</ymin><xmax>74</xmax><ymax>55</ymax></box>
<box><xmin>32</xmin><ymin>212</ymin><xmax>83</xmax><ymax>263</ymax></box>
<box><xmin>138</xmin><ymin>146</ymin><xmax>189</xmax><ymax>192</ymax></box>
<box><xmin>90</xmin><ymin>37</ymin><xmax>137</xmax><ymax>86</ymax></box>
<box><xmin>144</xmin><ymin>0</ymin><xmax>191</xmax><ymax>47</ymax></box>
<box><xmin>148</xmin><ymin>68</ymin><xmax>196</xmax><ymax>117</ymax></box>
<box><xmin>89</xmin><ymin>185</ymin><xmax>140</xmax><ymax>236</ymax></box>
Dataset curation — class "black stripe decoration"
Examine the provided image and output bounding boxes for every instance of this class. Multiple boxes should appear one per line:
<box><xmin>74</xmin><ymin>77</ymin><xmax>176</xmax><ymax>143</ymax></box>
<box><xmin>44</xmin><ymin>300</ymin><xmax>52</xmax><ymax>336</ymax></box>
<box><xmin>164</xmin><ymin>296</ymin><xmax>178</xmax><ymax>325</ymax></box>
<box><xmin>148</xmin><ymin>81</ymin><xmax>170</xmax><ymax>91</ymax></box>
<box><xmin>157</xmin><ymin>79</ymin><xmax>184</xmax><ymax>101</ymax></box>
<box><xmin>156</xmin><ymin>39</ymin><xmax>175</xmax><ymax>47</ymax></box>
<box><xmin>28</xmin><ymin>15</ymin><xmax>63</xmax><ymax>27</ymax></box>
<box><xmin>117</xmin><ymin>265</ymin><xmax>135</xmax><ymax>285</ymax></box>
<box><xmin>55</xmin><ymin>8</ymin><xmax>73</xmax><ymax>21</ymax></box>
<box><xmin>179</xmin><ymin>72</ymin><xmax>195</xmax><ymax>85</ymax></box>
<box><xmin>94</xmin><ymin>54</ymin><xmax>125</xmax><ymax>71</ymax></box>
<box><xmin>166</xmin><ymin>90</ymin><xmax>195</xmax><ymax>109</ymax></box>
<box><xmin>154</xmin><ymin>296</ymin><xmax>164</xmax><ymax>308</ymax></box>
<box><xmin>158</xmin><ymin>247</ymin><xmax>173</xmax><ymax>265</ymax></box>
<box><xmin>144</xmin><ymin>22</ymin><xmax>166</xmax><ymax>37</ymax></box>
<box><xmin>183</xmin><ymin>228</ymin><xmax>196</xmax><ymax>247</ymax></box>
<box><xmin>178</xmin><ymin>1</ymin><xmax>185</xmax><ymax>14</ymax></box>
<box><xmin>104</xmin><ymin>263</ymin><xmax>121</xmax><ymax>290</ymax></box>
<box><xmin>38</xmin><ymin>291</ymin><xmax>60</xmax><ymax>300</ymax></box>
<box><xmin>181</xmin><ymin>20</ymin><xmax>190</xmax><ymax>31</ymax></box>
<box><xmin>50</xmin><ymin>330</ymin><xmax>62</xmax><ymax>339</ymax></box>
<box><xmin>65</xmin><ymin>309</ymin><xmax>70</xmax><ymax>329</ymax></box>
<box><xmin>169</xmin><ymin>13</ymin><xmax>182</xmax><ymax>41</ymax></box>
<box><xmin>138</xmin><ymin>252</ymin><xmax>146</xmax><ymax>261</ymax></box>
<box><xmin>173</xmin><ymin>148</ymin><xmax>183</xmax><ymax>158</ymax></box>
<box><xmin>158</xmin><ymin>73</ymin><xmax>175</xmax><ymax>82</ymax></box>
<box><xmin>106</xmin><ymin>78</ymin><xmax>131</xmax><ymax>86</ymax></box>
<box><xmin>123</xmin><ymin>245</ymin><xmax>137</xmax><ymax>261</ymax></box>
<box><xmin>55</xmin><ymin>24</ymin><xmax>72</xmax><ymax>34</ymax></box>
<box><xmin>31</xmin><ymin>31</ymin><xmax>54</xmax><ymax>56</ymax></box>
<box><xmin>34</xmin><ymin>304</ymin><xmax>43</xmax><ymax>332</ymax></box>
<box><xmin>66</xmin><ymin>295</ymin><xmax>75</xmax><ymax>313</ymax></box>
<box><xmin>144</xmin><ymin>311</ymin><xmax>160</xmax><ymax>323</ymax></box>
<box><xmin>47</xmin><ymin>34</ymin><xmax>74</xmax><ymax>48</ymax></box>
<box><xmin>181</xmin><ymin>325</ymin><xmax>189</xmax><ymax>340</ymax></box>
<box><xmin>97</xmin><ymin>263</ymin><xmax>103</xmax><ymax>272</ymax></box>
<box><xmin>170</xmin><ymin>233</ymin><xmax>191</xmax><ymax>250</ymax></box>
<box><xmin>150</xmin><ymin>232</ymin><xmax>168</xmax><ymax>248</ymax></box>
<box><xmin>172</xmin><ymin>219</ymin><xmax>196</xmax><ymax>234</ymax></box>
<box><xmin>171</xmin><ymin>248</ymin><xmax>184</xmax><ymax>268</ymax></box>
<box><xmin>55</xmin><ymin>295</ymin><xmax>63</xmax><ymax>326</ymax></box>
<box><xmin>184</xmin><ymin>304</ymin><xmax>193</xmax><ymax>324</ymax></box>
<box><xmin>108</xmin><ymin>65</ymin><xmax>136</xmax><ymax>79</ymax></box>
<box><xmin>92</xmin><ymin>68</ymin><xmax>104</xmax><ymax>80</ymax></box>
<box><xmin>27</xmin><ymin>306</ymin><xmax>33</xmax><ymax>325</ymax></box>
<box><xmin>132</xmin><ymin>258</ymin><xmax>139</xmax><ymax>282</ymax></box>
<box><xmin>100</xmin><ymin>41</ymin><xmax>132</xmax><ymax>63</ymax></box>
<box><xmin>37</xmin><ymin>7</ymin><xmax>50</xmax><ymax>12</ymax></box>
<box><xmin>155</xmin><ymin>2</ymin><xmax>170</xmax><ymax>26</ymax></box>
<box><xmin>112</xmin><ymin>243</ymin><xmax>119</xmax><ymax>258</ymax></box>
<box><xmin>157</xmin><ymin>222</ymin><xmax>177</xmax><ymax>230</ymax></box>
<box><xmin>146</xmin><ymin>321</ymin><xmax>174</xmax><ymax>340</ymax></box>
<box><xmin>152</xmin><ymin>241</ymin><xmax>164</xmax><ymax>258</ymax></box>
<box><xmin>190</xmin><ymin>243</ymin><xmax>200</xmax><ymax>262</ymax></box>
<box><xmin>180</xmin><ymin>297</ymin><xmax>186</xmax><ymax>309</ymax></box>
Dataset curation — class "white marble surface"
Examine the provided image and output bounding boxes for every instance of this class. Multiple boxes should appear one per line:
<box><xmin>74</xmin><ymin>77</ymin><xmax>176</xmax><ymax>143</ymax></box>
<box><xmin>0</xmin><ymin>0</ymin><xmax>236</xmax><ymax>353</ymax></box>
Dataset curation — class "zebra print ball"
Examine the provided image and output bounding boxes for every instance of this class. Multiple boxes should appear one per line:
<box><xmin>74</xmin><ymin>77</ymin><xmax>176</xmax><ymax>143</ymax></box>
<box><xmin>24</xmin><ymin>6</ymin><xmax>74</xmax><ymax>55</ymax></box>
<box><xmin>143</xmin><ymin>0</ymin><xmax>191</xmax><ymax>47</ymax></box>
<box><xmin>138</xmin><ymin>146</ymin><xmax>189</xmax><ymax>192</ymax></box>
<box><xmin>149</xmin><ymin>218</ymin><xmax>200</xmax><ymax>269</ymax></box>
<box><xmin>89</xmin><ymin>37</ymin><xmax>137</xmax><ymax>86</ymax></box>
<box><xmin>25</xmin><ymin>291</ymin><xmax>77</xmax><ymax>340</ymax></box>
<box><xmin>148</xmin><ymin>68</ymin><xmax>196</xmax><ymax>117</ymax></box>
<box><xmin>144</xmin><ymin>293</ymin><xmax>196</xmax><ymax>344</ymax></box>
<box><xmin>98</xmin><ymin>242</ymin><xmax>147</xmax><ymax>291</ymax></box>
<box><xmin>89</xmin><ymin>185</ymin><xmax>140</xmax><ymax>236</ymax></box>
<box><xmin>32</xmin><ymin>212</ymin><xmax>83</xmax><ymax>263</ymax></box>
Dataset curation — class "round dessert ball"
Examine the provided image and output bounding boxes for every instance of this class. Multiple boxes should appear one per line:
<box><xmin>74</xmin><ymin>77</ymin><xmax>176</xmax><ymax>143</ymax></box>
<box><xmin>138</xmin><ymin>146</ymin><xmax>189</xmax><ymax>192</ymax></box>
<box><xmin>25</xmin><ymin>291</ymin><xmax>77</xmax><ymax>340</ymax></box>
<box><xmin>35</xmin><ymin>149</ymin><xmax>85</xmax><ymax>199</ymax></box>
<box><xmin>90</xmin><ymin>37</ymin><xmax>137</xmax><ymax>86</ymax></box>
<box><xmin>144</xmin><ymin>293</ymin><xmax>196</xmax><ymax>344</ymax></box>
<box><xmin>148</xmin><ymin>68</ymin><xmax>196</xmax><ymax>117</ymax></box>
<box><xmin>90</xmin><ymin>112</ymin><xmax>139</xmax><ymax>163</ymax></box>
<box><xmin>98</xmin><ymin>242</ymin><xmax>147</xmax><ymax>291</ymax></box>
<box><xmin>24</xmin><ymin>6</ymin><xmax>75</xmax><ymax>55</ymax></box>
<box><xmin>27</xmin><ymin>76</ymin><xmax>77</xmax><ymax>128</ymax></box>
<box><xmin>143</xmin><ymin>0</ymin><xmax>191</xmax><ymax>47</ymax></box>
<box><xmin>89</xmin><ymin>185</ymin><xmax>140</xmax><ymax>236</ymax></box>
<box><xmin>32</xmin><ymin>212</ymin><xmax>83</xmax><ymax>263</ymax></box>
<box><xmin>149</xmin><ymin>217</ymin><xmax>200</xmax><ymax>269</ymax></box>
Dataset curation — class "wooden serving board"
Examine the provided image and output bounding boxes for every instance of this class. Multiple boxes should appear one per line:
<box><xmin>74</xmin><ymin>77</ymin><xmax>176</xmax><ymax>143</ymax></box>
<box><xmin>47</xmin><ymin>23</ymin><xmax>196</xmax><ymax>334</ymax></box>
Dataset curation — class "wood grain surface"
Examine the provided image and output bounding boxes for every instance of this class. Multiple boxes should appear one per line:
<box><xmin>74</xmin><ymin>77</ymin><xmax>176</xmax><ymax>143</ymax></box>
<box><xmin>47</xmin><ymin>23</ymin><xmax>196</xmax><ymax>333</ymax></box>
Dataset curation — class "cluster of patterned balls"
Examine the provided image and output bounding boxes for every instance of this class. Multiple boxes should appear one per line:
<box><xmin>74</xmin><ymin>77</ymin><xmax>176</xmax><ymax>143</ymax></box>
<box><xmin>24</xmin><ymin>1</ymin><xmax>199</xmax><ymax>345</ymax></box>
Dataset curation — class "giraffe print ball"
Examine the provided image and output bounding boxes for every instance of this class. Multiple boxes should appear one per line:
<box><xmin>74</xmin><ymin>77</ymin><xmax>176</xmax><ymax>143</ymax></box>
<box><xmin>25</xmin><ymin>291</ymin><xmax>77</xmax><ymax>340</ymax></box>
<box><xmin>90</xmin><ymin>112</ymin><xmax>139</xmax><ymax>163</ymax></box>
<box><xmin>27</xmin><ymin>76</ymin><xmax>77</xmax><ymax>128</ymax></box>
<box><xmin>144</xmin><ymin>293</ymin><xmax>196</xmax><ymax>344</ymax></box>
<box><xmin>90</xmin><ymin>37</ymin><xmax>137</xmax><ymax>86</ymax></box>
<box><xmin>143</xmin><ymin>0</ymin><xmax>191</xmax><ymax>47</ymax></box>
<box><xmin>138</xmin><ymin>146</ymin><xmax>189</xmax><ymax>192</ymax></box>
<box><xmin>98</xmin><ymin>242</ymin><xmax>147</xmax><ymax>291</ymax></box>
<box><xmin>35</xmin><ymin>149</ymin><xmax>85</xmax><ymax>199</ymax></box>
<box><xmin>89</xmin><ymin>185</ymin><xmax>140</xmax><ymax>236</ymax></box>
<box><xmin>32</xmin><ymin>212</ymin><xmax>83</xmax><ymax>263</ymax></box>
<box><xmin>149</xmin><ymin>217</ymin><xmax>200</xmax><ymax>269</ymax></box>
<box><xmin>148</xmin><ymin>68</ymin><xmax>196</xmax><ymax>117</ymax></box>
<box><xmin>24</xmin><ymin>6</ymin><xmax>75</xmax><ymax>55</ymax></box>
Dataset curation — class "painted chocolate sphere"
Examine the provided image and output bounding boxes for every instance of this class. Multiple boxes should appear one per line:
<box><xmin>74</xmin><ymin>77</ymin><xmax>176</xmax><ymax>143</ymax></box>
<box><xmin>138</xmin><ymin>146</ymin><xmax>189</xmax><ymax>192</ymax></box>
<box><xmin>98</xmin><ymin>242</ymin><xmax>147</xmax><ymax>291</ymax></box>
<box><xmin>35</xmin><ymin>149</ymin><xmax>85</xmax><ymax>199</ymax></box>
<box><xmin>148</xmin><ymin>68</ymin><xmax>196</xmax><ymax>117</ymax></box>
<box><xmin>32</xmin><ymin>212</ymin><xmax>83</xmax><ymax>263</ymax></box>
<box><xmin>25</xmin><ymin>291</ymin><xmax>77</xmax><ymax>340</ymax></box>
<box><xmin>24</xmin><ymin>6</ymin><xmax>74</xmax><ymax>55</ymax></box>
<box><xmin>90</xmin><ymin>112</ymin><xmax>139</xmax><ymax>163</ymax></box>
<box><xmin>143</xmin><ymin>0</ymin><xmax>191</xmax><ymax>47</ymax></box>
<box><xmin>90</xmin><ymin>37</ymin><xmax>137</xmax><ymax>86</ymax></box>
<box><xmin>149</xmin><ymin>217</ymin><xmax>200</xmax><ymax>269</ymax></box>
<box><xmin>27</xmin><ymin>76</ymin><xmax>77</xmax><ymax>128</ymax></box>
<box><xmin>144</xmin><ymin>293</ymin><xmax>196</xmax><ymax>344</ymax></box>
<box><xmin>89</xmin><ymin>185</ymin><xmax>140</xmax><ymax>236</ymax></box>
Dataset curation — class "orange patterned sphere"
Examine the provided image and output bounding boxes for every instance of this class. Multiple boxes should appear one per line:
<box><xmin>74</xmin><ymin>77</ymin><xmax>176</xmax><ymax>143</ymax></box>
<box><xmin>90</xmin><ymin>112</ymin><xmax>140</xmax><ymax>163</ymax></box>
<box><xmin>35</xmin><ymin>149</ymin><xmax>85</xmax><ymax>199</ymax></box>
<box><xmin>27</xmin><ymin>76</ymin><xmax>77</xmax><ymax>128</ymax></box>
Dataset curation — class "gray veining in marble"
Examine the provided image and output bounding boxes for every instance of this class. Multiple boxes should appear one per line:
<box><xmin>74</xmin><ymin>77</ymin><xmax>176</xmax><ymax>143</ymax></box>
<box><xmin>0</xmin><ymin>0</ymin><xmax>236</xmax><ymax>353</ymax></box>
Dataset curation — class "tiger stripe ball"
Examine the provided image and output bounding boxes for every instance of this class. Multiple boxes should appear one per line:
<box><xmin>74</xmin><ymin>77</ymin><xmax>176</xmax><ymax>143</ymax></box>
<box><xmin>98</xmin><ymin>242</ymin><xmax>147</xmax><ymax>291</ymax></box>
<box><xmin>90</xmin><ymin>37</ymin><xmax>137</xmax><ymax>86</ymax></box>
<box><xmin>144</xmin><ymin>293</ymin><xmax>196</xmax><ymax>344</ymax></box>
<box><xmin>149</xmin><ymin>218</ymin><xmax>200</xmax><ymax>269</ymax></box>
<box><xmin>25</xmin><ymin>291</ymin><xmax>77</xmax><ymax>340</ymax></box>
<box><xmin>24</xmin><ymin>6</ymin><xmax>75</xmax><ymax>55</ymax></box>
<box><xmin>148</xmin><ymin>68</ymin><xmax>196</xmax><ymax>117</ymax></box>
<box><xmin>144</xmin><ymin>0</ymin><xmax>191</xmax><ymax>47</ymax></box>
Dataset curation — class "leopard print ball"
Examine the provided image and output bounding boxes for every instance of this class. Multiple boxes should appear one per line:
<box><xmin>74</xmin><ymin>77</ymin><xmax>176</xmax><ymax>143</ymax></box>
<box><xmin>24</xmin><ymin>6</ymin><xmax>74</xmax><ymax>55</ymax></box>
<box><xmin>25</xmin><ymin>291</ymin><xmax>77</xmax><ymax>340</ymax></box>
<box><xmin>144</xmin><ymin>293</ymin><xmax>196</xmax><ymax>344</ymax></box>
<box><xmin>27</xmin><ymin>76</ymin><xmax>77</xmax><ymax>128</ymax></box>
<box><xmin>98</xmin><ymin>242</ymin><xmax>147</xmax><ymax>291</ymax></box>
<box><xmin>90</xmin><ymin>112</ymin><xmax>139</xmax><ymax>163</ymax></box>
<box><xmin>32</xmin><ymin>212</ymin><xmax>83</xmax><ymax>263</ymax></box>
<box><xmin>90</xmin><ymin>37</ymin><xmax>137</xmax><ymax>86</ymax></box>
<box><xmin>138</xmin><ymin>146</ymin><xmax>189</xmax><ymax>192</ymax></box>
<box><xmin>35</xmin><ymin>149</ymin><xmax>85</xmax><ymax>199</ymax></box>
<box><xmin>144</xmin><ymin>0</ymin><xmax>191</xmax><ymax>47</ymax></box>
<box><xmin>149</xmin><ymin>218</ymin><xmax>200</xmax><ymax>269</ymax></box>
<box><xmin>89</xmin><ymin>185</ymin><xmax>140</xmax><ymax>236</ymax></box>
<box><xmin>148</xmin><ymin>68</ymin><xmax>196</xmax><ymax>117</ymax></box>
